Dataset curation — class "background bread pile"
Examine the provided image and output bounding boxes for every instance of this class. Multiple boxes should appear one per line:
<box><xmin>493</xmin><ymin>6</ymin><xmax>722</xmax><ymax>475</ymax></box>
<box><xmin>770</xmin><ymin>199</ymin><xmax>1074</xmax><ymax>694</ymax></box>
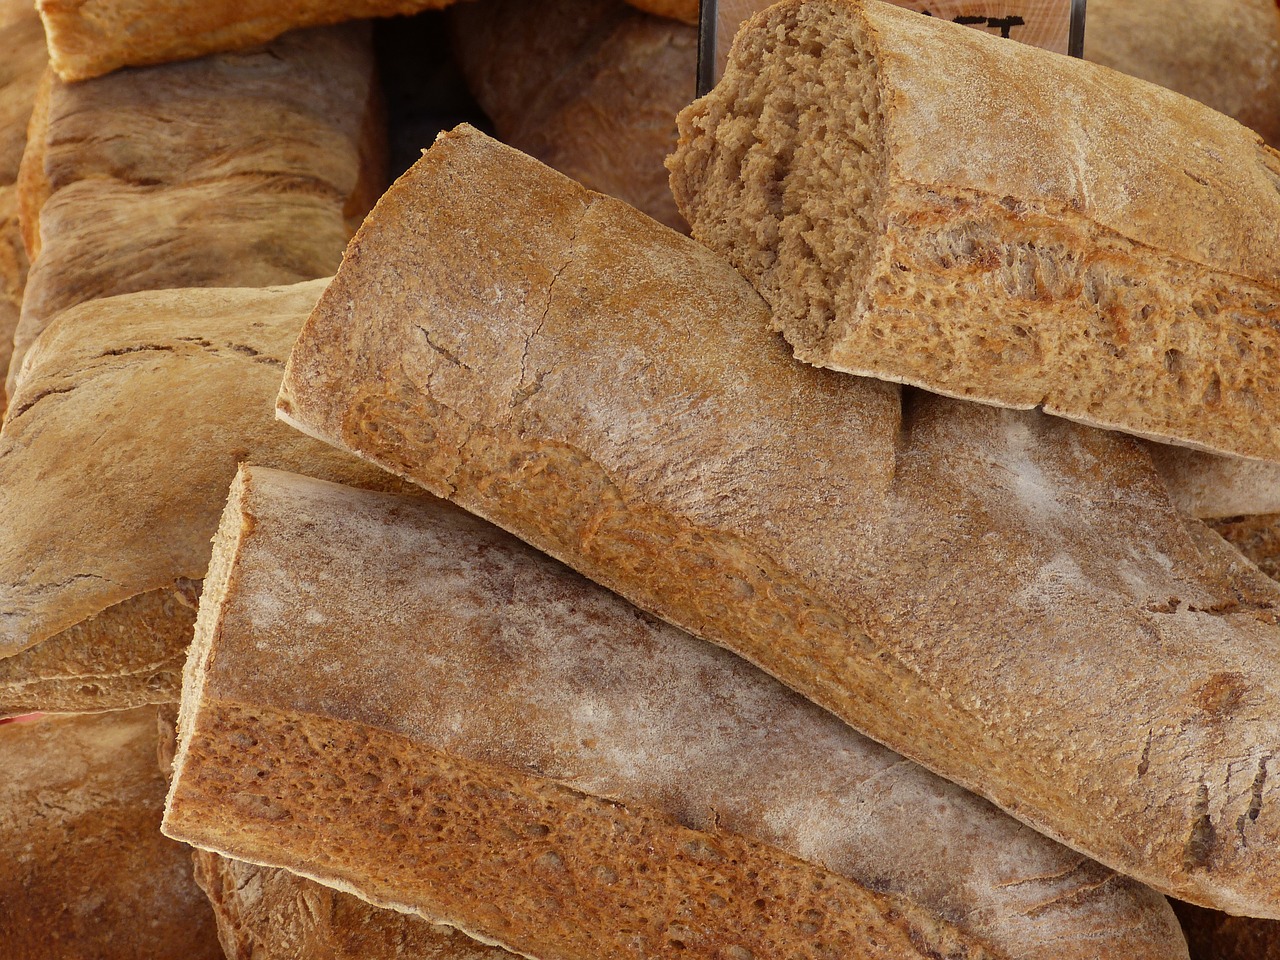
<box><xmin>4</xmin><ymin>0</ymin><xmax>1280</xmax><ymax>958</ymax></box>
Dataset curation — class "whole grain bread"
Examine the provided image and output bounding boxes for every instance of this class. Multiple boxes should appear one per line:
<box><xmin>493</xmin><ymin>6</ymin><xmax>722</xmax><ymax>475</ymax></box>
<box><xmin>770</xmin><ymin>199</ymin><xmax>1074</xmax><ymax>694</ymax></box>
<box><xmin>0</xmin><ymin>281</ymin><xmax>412</xmax><ymax>718</ymax></box>
<box><xmin>452</xmin><ymin>0</ymin><xmax>694</xmax><ymax>231</ymax></box>
<box><xmin>10</xmin><ymin>23</ymin><xmax>385</xmax><ymax>399</ymax></box>
<box><xmin>165</xmin><ymin>464</ymin><xmax>1190</xmax><ymax>960</ymax></box>
<box><xmin>0</xmin><ymin>708</ymin><xmax>223</xmax><ymax>958</ymax></box>
<box><xmin>668</xmin><ymin>0</ymin><xmax>1280</xmax><ymax>463</ymax></box>
<box><xmin>279</xmin><ymin>126</ymin><xmax>1280</xmax><ymax>917</ymax></box>
<box><xmin>37</xmin><ymin>0</ymin><xmax>462</xmax><ymax>81</ymax></box>
<box><xmin>0</xmin><ymin>2</ymin><xmax>46</xmax><ymax>418</ymax></box>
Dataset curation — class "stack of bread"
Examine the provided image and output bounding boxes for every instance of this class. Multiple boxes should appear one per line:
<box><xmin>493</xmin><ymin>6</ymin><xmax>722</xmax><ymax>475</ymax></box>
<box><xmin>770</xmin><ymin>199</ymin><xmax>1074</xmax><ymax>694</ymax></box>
<box><xmin>4</xmin><ymin>1</ymin><xmax>1280</xmax><ymax>958</ymax></box>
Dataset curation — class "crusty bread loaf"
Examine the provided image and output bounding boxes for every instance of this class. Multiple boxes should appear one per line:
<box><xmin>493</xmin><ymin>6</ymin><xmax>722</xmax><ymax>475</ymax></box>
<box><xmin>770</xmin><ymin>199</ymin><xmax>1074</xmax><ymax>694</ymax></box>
<box><xmin>1087</xmin><ymin>0</ymin><xmax>1280</xmax><ymax>146</ymax></box>
<box><xmin>166</xmin><ymin>464</ymin><xmax>1190</xmax><ymax>960</ymax></box>
<box><xmin>10</xmin><ymin>23</ymin><xmax>385</xmax><ymax>398</ymax></box>
<box><xmin>37</xmin><ymin>0</ymin><xmax>462</xmax><ymax>81</ymax></box>
<box><xmin>0</xmin><ymin>2</ymin><xmax>46</xmax><ymax>418</ymax></box>
<box><xmin>452</xmin><ymin>0</ymin><xmax>694</xmax><ymax>231</ymax></box>
<box><xmin>0</xmin><ymin>281</ymin><xmax>413</xmax><ymax>718</ymax></box>
<box><xmin>0</xmin><ymin>708</ymin><xmax>223</xmax><ymax>958</ymax></box>
<box><xmin>279</xmin><ymin>126</ymin><xmax>1280</xmax><ymax>917</ymax></box>
<box><xmin>1171</xmin><ymin>900</ymin><xmax>1280</xmax><ymax>960</ymax></box>
<box><xmin>668</xmin><ymin>0</ymin><xmax>1280</xmax><ymax>463</ymax></box>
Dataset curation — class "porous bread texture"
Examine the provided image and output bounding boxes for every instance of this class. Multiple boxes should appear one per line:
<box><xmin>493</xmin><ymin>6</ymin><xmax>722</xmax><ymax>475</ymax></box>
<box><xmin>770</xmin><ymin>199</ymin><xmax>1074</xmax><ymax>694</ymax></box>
<box><xmin>624</xmin><ymin>0</ymin><xmax>698</xmax><ymax>23</ymax></box>
<box><xmin>1172</xmin><ymin>899</ymin><xmax>1280</xmax><ymax>960</ymax></box>
<box><xmin>279</xmin><ymin>126</ymin><xmax>1280</xmax><ymax>917</ymax></box>
<box><xmin>0</xmin><ymin>709</ymin><xmax>223</xmax><ymax>958</ymax></box>
<box><xmin>668</xmin><ymin>0</ymin><xmax>1280</xmax><ymax>463</ymax></box>
<box><xmin>1150</xmin><ymin>444</ymin><xmax>1280</xmax><ymax>519</ymax></box>
<box><xmin>10</xmin><ymin>23</ymin><xmax>385</xmax><ymax>398</ymax></box>
<box><xmin>451</xmin><ymin>0</ymin><xmax>695</xmax><ymax>231</ymax></box>
<box><xmin>0</xmin><ymin>4</ymin><xmax>46</xmax><ymax>417</ymax></box>
<box><xmin>0</xmin><ymin>281</ymin><xmax>416</xmax><ymax>718</ymax></box>
<box><xmin>1086</xmin><ymin>0</ymin><xmax>1280</xmax><ymax>147</ymax></box>
<box><xmin>37</xmin><ymin>0</ymin><xmax>460</xmax><ymax>81</ymax></box>
<box><xmin>166</xmin><ymin>465</ymin><xmax>1187</xmax><ymax>960</ymax></box>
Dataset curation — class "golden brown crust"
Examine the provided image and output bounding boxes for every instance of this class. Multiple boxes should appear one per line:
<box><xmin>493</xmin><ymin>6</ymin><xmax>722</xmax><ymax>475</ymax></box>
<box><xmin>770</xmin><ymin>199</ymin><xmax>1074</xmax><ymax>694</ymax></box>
<box><xmin>1086</xmin><ymin>0</ymin><xmax>1280</xmax><ymax>147</ymax></box>
<box><xmin>669</xmin><ymin>0</ymin><xmax>1280</xmax><ymax>463</ymax></box>
<box><xmin>452</xmin><ymin>0</ymin><xmax>695</xmax><ymax>231</ymax></box>
<box><xmin>280</xmin><ymin>126</ymin><xmax>1280</xmax><ymax>917</ymax></box>
<box><xmin>0</xmin><ymin>709</ymin><xmax>223</xmax><ymax>959</ymax></box>
<box><xmin>37</xmin><ymin>0</ymin><xmax>461</xmax><ymax>81</ymax></box>
<box><xmin>165</xmin><ymin>466</ymin><xmax>1187</xmax><ymax>960</ymax></box>
<box><xmin>0</xmin><ymin>282</ymin><xmax>417</xmax><ymax>716</ymax></box>
<box><xmin>10</xmin><ymin>23</ymin><xmax>383</xmax><ymax>396</ymax></box>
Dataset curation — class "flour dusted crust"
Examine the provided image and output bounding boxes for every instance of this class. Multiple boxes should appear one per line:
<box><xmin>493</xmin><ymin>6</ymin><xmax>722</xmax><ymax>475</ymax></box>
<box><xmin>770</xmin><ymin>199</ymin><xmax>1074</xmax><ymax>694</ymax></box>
<box><xmin>280</xmin><ymin>127</ymin><xmax>1280</xmax><ymax>916</ymax></box>
<box><xmin>669</xmin><ymin>0</ymin><xmax>1280</xmax><ymax>463</ymax></box>
<box><xmin>37</xmin><ymin>0</ymin><xmax>462</xmax><ymax>81</ymax></box>
<box><xmin>0</xmin><ymin>282</ymin><xmax>414</xmax><ymax>717</ymax></box>
<box><xmin>10</xmin><ymin>23</ymin><xmax>385</xmax><ymax>397</ymax></box>
<box><xmin>0</xmin><ymin>709</ymin><xmax>222</xmax><ymax>959</ymax></box>
<box><xmin>452</xmin><ymin>0</ymin><xmax>695</xmax><ymax>231</ymax></box>
<box><xmin>1087</xmin><ymin>0</ymin><xmax>1280</xmax><ymax>146</ymax></box>
<box><xmin>165</xmin><ymin>465</ymin><xmax>1188</xmax><ymax>960</ymax></box>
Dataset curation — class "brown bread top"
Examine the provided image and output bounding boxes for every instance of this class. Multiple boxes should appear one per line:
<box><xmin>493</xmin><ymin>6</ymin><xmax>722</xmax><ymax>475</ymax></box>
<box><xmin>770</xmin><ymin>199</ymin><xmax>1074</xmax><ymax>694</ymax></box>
<box><xmin>280</xmin><ymin>126</ymin><xmax>1280</xmax><ymax>916</ymax></box>
<box><xmin>668</xmin><ymin>0</ymin><xmax>1280</xmax><ymax>462</ymax></box>
<box><xmin>11</xmin><ymin>23</ymin><xmax>384</xmax><ymax>396</ymax></box>
<box><xmin>0</xmin><ymin>709</ymin><xmax>223</xmax><ymax>959</ymax></box>
<box><xmin>37</xmin><ymin>0</ymin><xmax>460</xmax><ymax>81</ymax></box>
<box><xmin>165</xmin><ymin>465</ymin><xmax>1189</xmax><ymax>960</ymax></box>
<box><xmin>0</xmin><ymin>281</ymin><xmax>412</xmax><ymax>717</ymax></box>
<box><xmin>1086</xmin><ymin>0</ymin><xmax>1280</xmax><ymax>146</ymax></box>
<box><xmin>452</xmin><ymin>0</ymin><xmax>695</xmax><ymax>231</ymax></box>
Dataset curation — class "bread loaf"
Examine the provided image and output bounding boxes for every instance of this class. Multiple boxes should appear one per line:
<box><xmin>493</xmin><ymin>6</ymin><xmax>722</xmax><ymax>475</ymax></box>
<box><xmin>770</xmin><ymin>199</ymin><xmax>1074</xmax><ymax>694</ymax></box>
<box><xmin>11</xmin><ymin>23</ymin><xmax>385</xmax><ymax>397</ymax></box>
<box><xmin>0</xmin><ymin>708</ymin><xmax>223</xmax><ymax>959</ymax></box>
<box><xmin>0</xmin><ymin>281</ymin><xmax>412</xmax><ymax>717</ymax></box>
<box><xmin>668</xmin><ymin>0</ymin><xmax>1280</xmax><ymax>462</ymax></box>
<box><xmin>279</xmin><ymin>126</ymin><xmax>1280</xmax><ymax>916</ymax></box>
<box><xmin>165</xmin><ymin>464</ymin><xmax>1189</xmax><ymax>960</ymax></box>
<box><xmin>37</xmin><ymin>0</ymin><xmax>461</xmax><ymax>81</ymax></box>
<box><xmin>0</xmin><ymin>1</ymin><xmax>46</xmax><ymax>418</ymax></box>
<box><xmin>452</xmin><ymin>0</ymin><xmax>695</xmax><ymax>231</ymax></box>
<box><xmin>1086</xmin><ymin>0</ymin><xmax>1280</xmax><ymax>146</ymax></box>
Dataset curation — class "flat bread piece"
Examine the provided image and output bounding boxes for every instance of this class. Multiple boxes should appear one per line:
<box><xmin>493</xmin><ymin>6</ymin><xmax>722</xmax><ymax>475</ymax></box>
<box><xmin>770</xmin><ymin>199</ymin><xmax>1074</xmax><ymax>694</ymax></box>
<box><xmin>452</xmin><ymin>0</ymin><xmax>695</xmax><ymax>231</ymax></box>
<box><xmin>11</xmin><ymin>22</ymin><xmax>384</xmax><ymax>396</ymax></box>
<box><xmin>0</xmin><ymin>708</ymin><xmax>223</xmax><ymax>958</ymax></box>
<box><xmin>37</xmin><ymin>0</ymin><xmax>462</xmax><ymax>81</ymax></box>
<box><xmin>166</xmin><ymin>465</ymin><xmax>1189</xmax><ymax>960</ymax></box>
<box><xmin>279</xmin><ymin>126</ymin><xmax>1280</xmax><ymax>917</ymax></box>
<box><xmin>0</xmin><ymin>281</ymin><xmax>412</xmax><ymax>718</ymax></box>
<box><xmin>668</xmin><ymin>0</ymin><xmax>1280</xmax><ymax>463</ymax></box>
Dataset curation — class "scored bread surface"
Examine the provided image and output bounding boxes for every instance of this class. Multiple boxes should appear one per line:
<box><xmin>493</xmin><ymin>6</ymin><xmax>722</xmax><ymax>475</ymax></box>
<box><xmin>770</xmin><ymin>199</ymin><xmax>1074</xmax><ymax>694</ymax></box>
<box><xmin>668</xmin><ymin>0</ymin><xmax>1280</xmax><ymax>462</ymax></box>
<box><xmin>279</xmin><ymin>126</ymin><xmax>1280</xmax><ymax>917</ymax></box>
<box><xmin>0</xmin><ymin>281</ymin><xmax>413</xmax><ymax>717</ymax></box>
<box><xmin>165</xmin><ymin>464</ymin><xmax>1188</xmax><ymax>960</ymax></box>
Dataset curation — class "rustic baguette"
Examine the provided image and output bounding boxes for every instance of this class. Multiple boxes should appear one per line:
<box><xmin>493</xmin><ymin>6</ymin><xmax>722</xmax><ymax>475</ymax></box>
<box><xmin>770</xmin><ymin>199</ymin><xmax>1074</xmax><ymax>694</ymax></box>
<box><xmin>0</xmin><ymin>281</ymin><xmax>411</xmax><ymax>717</ymax></box>
<box><xmin>10</xmin><ymin>23</ymin><xmax>384</xmax><ymax>399</ymax></box>
<box><xmin>452</xmin><ymin>0</ymin><xmax>694</xmax><ymax>231</ymax></box>
<box><xmin>36</xmin><ymin>0</ymin><xmax>461</xmax><ymax>81</ymax></box>
<box><xmin>279</xmin><ymin>126</ymin><xmax>1280</xmax><ymax>916</ymax></box>
<box><xmin>668</xmin><ymin>0</ymin><xmax>1280</xmax><ymax>462</ymax></box>
<box><xmin>0</xmin><ymin>708</ymin><xmax>223</xmax><ymax>959</ymax></box>
<box><xmin>165</xmin><ymin>464</ymin><xmax>1189</xmax><ymax>960</ymax></box>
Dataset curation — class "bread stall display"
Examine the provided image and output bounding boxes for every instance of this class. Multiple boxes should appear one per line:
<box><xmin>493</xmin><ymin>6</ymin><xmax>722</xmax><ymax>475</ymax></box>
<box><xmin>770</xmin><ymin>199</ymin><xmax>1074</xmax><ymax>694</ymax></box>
<box><xmin>8</xmin><ymin>0</ymin><xmax>1280</xmax><ymax>955</ymax></box>
<box><xmin>165</xmin><ymin>464</ymin><xmax>1189</xmax><ymax>960</ymax></box>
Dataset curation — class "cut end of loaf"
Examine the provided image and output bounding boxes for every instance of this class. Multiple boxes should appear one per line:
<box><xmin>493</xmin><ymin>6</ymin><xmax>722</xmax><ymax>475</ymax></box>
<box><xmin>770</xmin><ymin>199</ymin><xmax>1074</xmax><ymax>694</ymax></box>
<box><xmin>669</xmin><ymin>0</ymin><xmax>888</xmax><ymax>363</ymax></box>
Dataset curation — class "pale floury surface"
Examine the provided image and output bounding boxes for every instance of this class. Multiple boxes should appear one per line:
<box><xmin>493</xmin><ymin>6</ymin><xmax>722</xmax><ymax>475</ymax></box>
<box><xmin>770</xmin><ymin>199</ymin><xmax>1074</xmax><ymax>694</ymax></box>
<box><xmin>37</xmin><ymin>0</ymin><xmax>462</xmax><ymax>80</ymax></box>
<box><xmin>0</xmin><ymin>282</ymin><xmax>412</xmax><ymax>718</ymax></box>
<box><xmin>279</xmin><ymin>127</ymin><xmax>1280</xmax><ymax>917</ymax></box>
<box><xmin>0</xmin><ymin>709</ymin><xmax>223</xmax><ymax>959</ymax></box>
<box><xmin>669</xmin><ymin>0</ymin><xmax>1280</xmax><ymax>463</ymax></box>
<box><xmin>166</xmin><ymin>465</ymin><xmax>1188</xmax><ymax>960</ymax></box>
